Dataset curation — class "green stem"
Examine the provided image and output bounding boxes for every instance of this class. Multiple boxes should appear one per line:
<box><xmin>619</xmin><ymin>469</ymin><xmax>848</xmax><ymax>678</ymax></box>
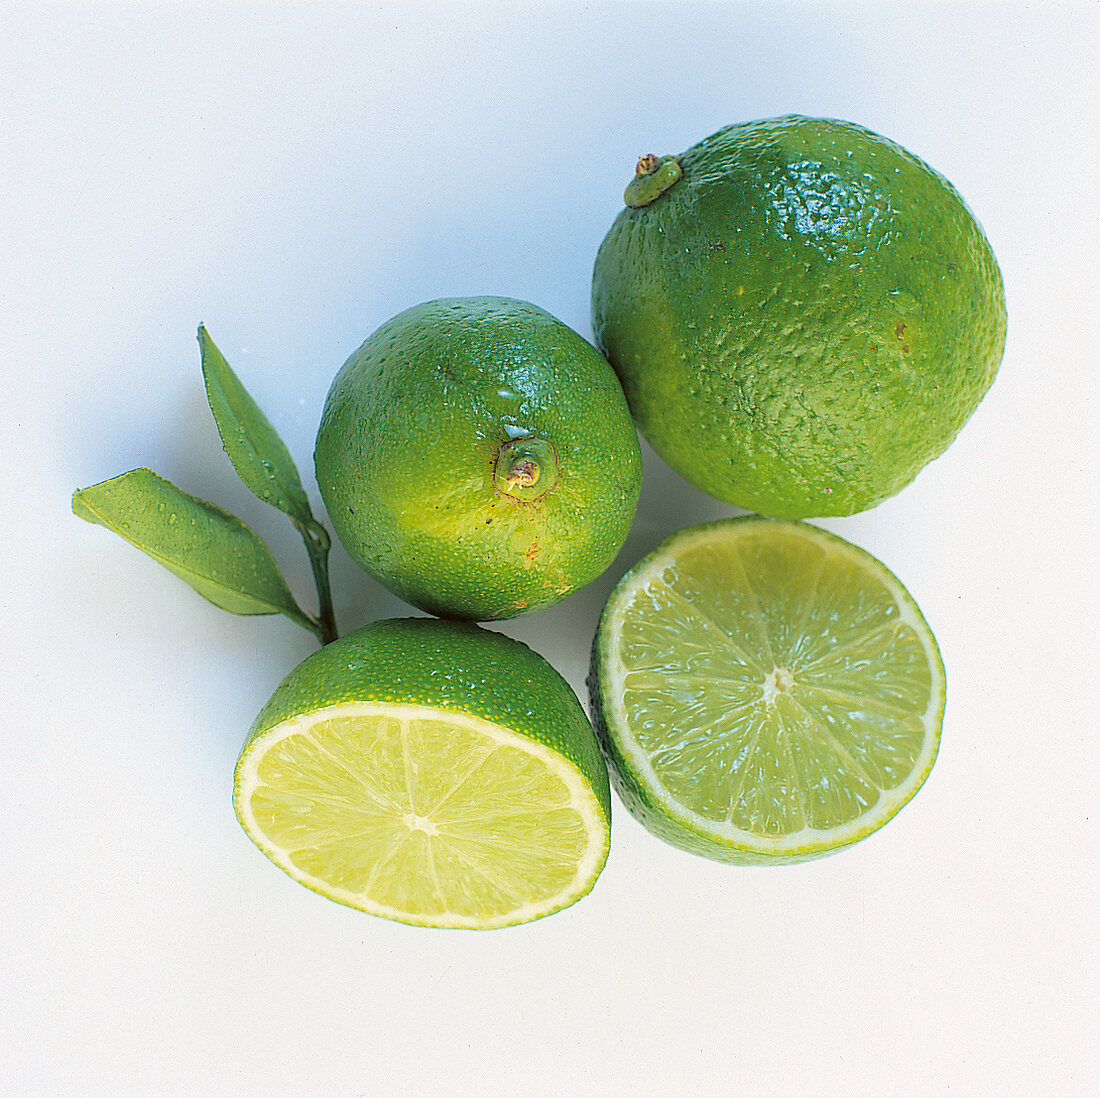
<box><xmin>284</xmin><ymin>604</ymin><xmax>326</xmax><ymax>643</ymax></box>
<box><xmin>296</xmin><ymin>517</ymin><xmax>338</xmax><ymax>646</ymax></box>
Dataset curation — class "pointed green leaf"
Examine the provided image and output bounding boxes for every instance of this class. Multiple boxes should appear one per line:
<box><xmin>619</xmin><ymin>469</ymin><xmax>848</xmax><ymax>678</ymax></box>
<box><xmin>73</xmin><ymin>468</ymin><xmax>316</xmax><ymax>632</ymax></box>
<box><xmin>198</xmin><ymin>325</ymin><xmax>314</xmax><ymax>527</ymax></box>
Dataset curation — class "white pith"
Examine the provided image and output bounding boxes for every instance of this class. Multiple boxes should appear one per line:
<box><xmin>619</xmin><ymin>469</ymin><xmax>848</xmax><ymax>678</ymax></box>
<box><xmin>234</xmin><ymin>702</ymin><xmax>609</xmax><ymax>929</ymax></box>
<box><xmin>603</xmin><ymin>520</ymin><xmax>945</xmax><ymax>856</ymax></box>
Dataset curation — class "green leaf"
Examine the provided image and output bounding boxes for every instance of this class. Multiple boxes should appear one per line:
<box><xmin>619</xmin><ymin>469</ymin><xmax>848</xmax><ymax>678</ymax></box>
<box><xmin>73</xmin><ymin>468</ymin><xmax>316</xmax><ymax>632</ymax></box>
<box><xmin>198</xmin><ymin>325</ymin><xmax>314</xmax><ymax>528</ymax></box>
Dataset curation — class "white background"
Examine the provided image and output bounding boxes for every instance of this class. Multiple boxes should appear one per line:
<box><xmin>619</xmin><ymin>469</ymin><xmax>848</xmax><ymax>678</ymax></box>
<box><xmin>3</xmin><ymin>3</ymin><xmax>1097</xmax><ymax>1096</ymax></box>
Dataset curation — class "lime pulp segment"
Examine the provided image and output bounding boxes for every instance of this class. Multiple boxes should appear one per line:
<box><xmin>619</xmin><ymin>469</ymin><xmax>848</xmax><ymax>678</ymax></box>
<box><xmin>595</xmin><ymin>519</ymin><xmax>944</xmax><ymax>861</ymax></box>
<box><xmin>234</xmin><ymin>703</ymin><xmax>610</xmax><ymax>928</ymax></box>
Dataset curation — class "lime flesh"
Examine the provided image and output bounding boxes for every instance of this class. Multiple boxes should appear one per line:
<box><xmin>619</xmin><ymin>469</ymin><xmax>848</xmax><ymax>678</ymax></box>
<box><xmin>590</xmin><ymin>517</ymin><xmax>944</xmax><ymax>863</ymax></box>
<box><xmin>234</xmin><ymin>618</ymin><xmax>611</xmax><ymax>928</ymax></box>
<box><xmin>236</xmin><ymin>704</ymin><xmax>607</xmax><ymax>928</ymax></box>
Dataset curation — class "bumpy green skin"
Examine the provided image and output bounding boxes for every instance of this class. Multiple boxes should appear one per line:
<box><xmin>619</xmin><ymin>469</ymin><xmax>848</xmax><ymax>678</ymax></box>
<box><xmin>592</xmin><ymin>116</ymin><xmax>1007</xmax><ymax>517</ymax></box>
<box><xmin>315</xmin><ymin>297</ymin><xmax>641</xmax><ymax>620</ymax></box>
<box><xmin>241</xmin><ymin>617</ymin><xmax>612</xmax><ymax>825</ymax></box>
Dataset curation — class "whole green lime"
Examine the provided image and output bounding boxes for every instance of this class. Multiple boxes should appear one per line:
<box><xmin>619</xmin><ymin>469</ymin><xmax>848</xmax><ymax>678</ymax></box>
<box><xmin>314</xmin><ymin>297</ymin><xmax>641</xmax><ymax>620</ymax></box>
<box><xmin>592</xmin><ymin>115</ymin><xmax>1007</xmax><ymax>518</ymax></box>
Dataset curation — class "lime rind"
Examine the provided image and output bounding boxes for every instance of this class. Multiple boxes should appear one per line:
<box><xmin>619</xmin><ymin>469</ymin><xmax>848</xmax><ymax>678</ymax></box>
<box><xmin>235</xmin><ymin>701</ymin><xmax>611</xmax><ymax>929</ymax></box>
<box><xmin>590</xmin><ymin>517</ymin><xmax>945</xmax><ymax>864</ymax></box>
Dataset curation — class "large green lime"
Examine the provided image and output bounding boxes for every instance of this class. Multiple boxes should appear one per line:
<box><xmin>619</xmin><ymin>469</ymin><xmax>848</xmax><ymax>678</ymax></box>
<box><xmin>592</xmin><ymin>115</ymin><xmax>1007</xmax><ymax>517</ymax></box>
<box><xmin>234</xmin><ymin>617</ymin><xmax>611</xmax><ymax>928</ymax></box>
<box><xmin>315</xmin><ymin>297</ymin><xmax>641</xmax><ymax>620</ymax></box>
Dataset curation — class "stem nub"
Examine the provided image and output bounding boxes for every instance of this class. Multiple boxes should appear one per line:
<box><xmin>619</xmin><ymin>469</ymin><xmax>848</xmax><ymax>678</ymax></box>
<box><xmin>624</xmin><ymin>154</ymin><xmax>682</xmax><ymax>208</ymax></box>
<box><xmin>494</xmin><ymin>437</ymin><xmax>558</xmax><ymax>502</ymax></box>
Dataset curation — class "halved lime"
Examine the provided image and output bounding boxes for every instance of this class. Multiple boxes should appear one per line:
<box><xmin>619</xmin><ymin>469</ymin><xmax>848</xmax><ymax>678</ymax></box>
<box><xmin>235</xmin><ymin>618</ymin><xmax>611</xmax><ymax>928</ymax></box>
<box><xmin>590</xmin><ymin>517</ymin><xmax>944</xmax><ymax>863</ymax></box>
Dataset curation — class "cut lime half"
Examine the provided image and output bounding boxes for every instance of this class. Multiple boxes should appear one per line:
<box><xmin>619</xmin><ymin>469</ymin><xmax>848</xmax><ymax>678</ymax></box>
<box><xmin>234</xmin><ymin>619</ymin><xmax>611</xmax><ymax>928</ymax></box>
<box><xmin>590</xmin><ymin>517</ymin><xmax>944</xmax><ymax>863</ymax></box>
